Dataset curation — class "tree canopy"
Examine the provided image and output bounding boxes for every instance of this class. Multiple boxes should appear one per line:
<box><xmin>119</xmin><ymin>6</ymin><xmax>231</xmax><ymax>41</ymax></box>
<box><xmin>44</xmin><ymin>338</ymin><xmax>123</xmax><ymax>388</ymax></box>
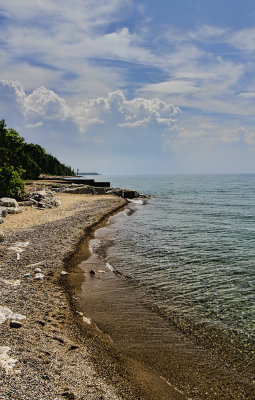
<box><xmin>0</xmin><ymin>119</ymin><xmax>75</xmax><ymax>196</ymax></box>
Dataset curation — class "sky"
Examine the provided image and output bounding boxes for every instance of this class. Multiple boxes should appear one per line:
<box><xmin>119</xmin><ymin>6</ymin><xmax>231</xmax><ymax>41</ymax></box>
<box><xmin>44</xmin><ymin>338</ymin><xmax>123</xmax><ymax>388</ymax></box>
<box><xmin>1</xmin><ymin>0</ymin><xmax>255</xmax><ymax>174</ymax></box>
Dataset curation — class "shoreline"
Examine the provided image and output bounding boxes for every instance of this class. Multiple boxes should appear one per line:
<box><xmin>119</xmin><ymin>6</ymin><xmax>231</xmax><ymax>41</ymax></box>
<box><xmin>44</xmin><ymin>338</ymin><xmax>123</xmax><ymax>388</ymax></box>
<box><xmin>0</xmin><ymin>193</ymin><xmax>150</xmax><ymax>400</ymax></box>
<box><xmin>64</xmin><ymin>211</ymin><xmax>187</xmax><ymax>400</ymax></box>
<box><xmin>70</xmin><ymin>201</ymin><xmax>255</xmax><ymax>400</ymax></box>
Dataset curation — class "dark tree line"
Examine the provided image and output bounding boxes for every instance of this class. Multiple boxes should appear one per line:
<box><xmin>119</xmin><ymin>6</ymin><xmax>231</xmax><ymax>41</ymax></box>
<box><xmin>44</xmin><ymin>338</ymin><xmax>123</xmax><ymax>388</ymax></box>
<box><xmin>0</xmin><ymin>119</ymin><xmax>75</xmax><ymax>196</ymax></box>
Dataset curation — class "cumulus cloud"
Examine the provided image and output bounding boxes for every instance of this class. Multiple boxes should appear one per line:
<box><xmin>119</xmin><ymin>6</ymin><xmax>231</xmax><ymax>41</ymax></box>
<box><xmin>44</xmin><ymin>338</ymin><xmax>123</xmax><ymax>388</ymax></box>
<box><xmin>0</xmin><ymin>80</ymin><xmax>180</xmax><ymax>143</ymax></box>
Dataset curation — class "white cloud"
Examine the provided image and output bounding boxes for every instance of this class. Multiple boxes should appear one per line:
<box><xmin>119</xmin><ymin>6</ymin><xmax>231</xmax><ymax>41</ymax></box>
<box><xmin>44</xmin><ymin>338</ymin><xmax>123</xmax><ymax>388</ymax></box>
<box><xmin>0</xmin><ymin>80</ymin><xmax>180</xmax><ymax>142</ymax></box>
<box><xmin>227</xmin><ymin>28</ymin><xmax>255</xmax><ymax>53</ymax></box>
<box><xmin>23</xmin><ymin>87</ymin><xmax>70</xmax><ymax>120</ymax></box>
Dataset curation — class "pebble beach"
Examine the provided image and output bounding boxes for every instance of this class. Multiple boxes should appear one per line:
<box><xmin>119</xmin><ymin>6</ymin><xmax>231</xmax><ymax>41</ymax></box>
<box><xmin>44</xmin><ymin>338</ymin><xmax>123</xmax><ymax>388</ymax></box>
<box><xmin>0</xmin><ymin>192</ymin><xmax>149</xmax><ymax>400</ymax></box>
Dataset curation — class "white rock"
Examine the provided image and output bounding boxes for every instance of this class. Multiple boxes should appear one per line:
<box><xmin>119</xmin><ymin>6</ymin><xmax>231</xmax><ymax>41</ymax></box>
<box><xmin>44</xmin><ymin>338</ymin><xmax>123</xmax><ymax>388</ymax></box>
<box><xmin>82</xmin><ymin>316</ymin><xmax>91</xmax><ymax>325</ymax></box>
<box><xmin>0</xmin><ymin>346</ymin><xmax>18</xmax><ymax>374</ymax></box>
<box><xmin>0</xmin><ymin>198</ymin><xmax>18</xmax><ymax>208</ymax></box>
<box><xmin>34</xmin><ymin>268</ymin><xmax>42</xmax><ymax>273</ymax></box>
<box><xmin>24</xmin><ymin>273</ymin><xmax>31</xmax><ymax>278</ymax></box>
<box><xmin>0</xmin><ymin>306</ymin><xmax>26</xmax><ymax>325</ymax></box>
<box><xmin>34</xmin><ymin>273</ymin><xmax>45</xmax><ymax>280</ymax></box>
<box><xmin>61</xmin><ymin>271</ymin><xmax>69</xmax><ymax>276</ymax></box>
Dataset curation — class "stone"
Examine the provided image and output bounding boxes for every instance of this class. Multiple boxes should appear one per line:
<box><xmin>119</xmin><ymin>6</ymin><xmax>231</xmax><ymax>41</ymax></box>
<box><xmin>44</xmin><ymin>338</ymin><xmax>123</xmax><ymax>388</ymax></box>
<box><xmin>122</xmin><ymin>189</ymin><xmax>139</xmax><ymax>199</ymax></box>
<box><xmin>0</xmin><ymin>207</ymin><xmax>8</xmax><ymax>218</ymax></box>
<box><xmin>34</xmin><ymin>268</ymin><xmax>42</xmax><ymax>273</ymax></box>
<box><xmin>37</xmin><ymin>320</ymin><xmax>46</xmax><ymax>326</ymax></box>
<box><xmin>61</xmin><ymin>271</ymin><xmax>68</xmax><ymax>276</ymax></box>
<box><xmin>0</xmin><ymin>198</ymin><xmax>18</xmax><ymax>208</ymax></box>
<box><xmin>93</xmin><ymin>187</ymin><xmax>108</xmax><ymax>195</ymax></box>
<box><xmin>18</xmin><ymin>200</ymin><xmax>34</xmax><ymax>206</ymax></box>
<box><xmin>0</xmin><ymin>230</ymin><xmax>5</xmax><ymax>242</ymax></box>
<box><xmin>106</xmin><ymin>188</ymin><xmax>123</xmax><ymax>197</ymax></box>
<box><xmin>68</xmin><ymin>345</ymin><xmax>79</xmax><ymax>351</ymax></box>
<box><xmin>28</xmin><ymin>190</ymin><xmax>61</xmax><ymax>209</ymax></box>
<box><xmin>24</xmin><ymin>273</ymin><xmax>31</xmax><ymax>278</ymax></box>
<box><xmin>34</xmin><ymin>273</ymin><xmax>45</xmax><ymax>280</ymax></box>
<box><xmin>9</xmin><ymin>320</ymin><xmax>23</xmax><ymax>328</ymax></box>
<box><xmin>61</xmin><ymin>392</ymin><xmax>75</xmax><ymax>400</ymax></box>
<box><xmin>6</xmin><ymin>207</ymin><xmax>21</xmax><ymax>214</ymax></box>
<box><xmin>53</xmin><ymin>336</ymin><xmax>64</xmax><ymax>344</ymax></box>
<box><xmin>89</xmin><ymin>269</ymin><xmax>96</xmax><ymax>275</ymax></box>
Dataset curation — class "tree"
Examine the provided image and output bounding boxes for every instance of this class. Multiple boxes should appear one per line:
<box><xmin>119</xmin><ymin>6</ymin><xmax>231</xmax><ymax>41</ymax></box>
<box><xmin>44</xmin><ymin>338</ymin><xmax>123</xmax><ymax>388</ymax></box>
<box><xmin>0</xmin><ymin>164</ymin><xmax>25</xmax><ymax>197</ymax></box>
<box><xmin>0</xmin><ymin>119</ymin><xmax>75</xmax><ymax>197</ymax></box>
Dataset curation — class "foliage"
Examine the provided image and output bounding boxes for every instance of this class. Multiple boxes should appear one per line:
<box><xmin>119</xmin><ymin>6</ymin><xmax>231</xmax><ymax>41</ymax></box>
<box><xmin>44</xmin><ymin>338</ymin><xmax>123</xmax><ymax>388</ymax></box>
<box><xmin>0</xmin><ymin>119</ymin><xmax>75</xmax><ymax>197</ymax></box>
<box><xmin>0</xmin><ymin>164</ymin><xmax>25</xmax><ymax>197</ymax></box>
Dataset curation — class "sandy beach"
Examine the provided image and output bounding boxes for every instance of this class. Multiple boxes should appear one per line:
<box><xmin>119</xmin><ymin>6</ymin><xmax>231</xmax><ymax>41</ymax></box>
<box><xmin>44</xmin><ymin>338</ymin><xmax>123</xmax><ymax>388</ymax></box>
<box><xmin>0</xmin><ymin>193</ymin><xmax>147</xmax><ymax>400</ymax></box>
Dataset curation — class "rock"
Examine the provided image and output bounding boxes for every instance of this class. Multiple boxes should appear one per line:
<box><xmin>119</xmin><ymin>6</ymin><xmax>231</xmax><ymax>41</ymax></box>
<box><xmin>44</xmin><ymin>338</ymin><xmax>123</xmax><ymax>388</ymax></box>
<box><xmin>93</xmin><ymin>187</ymin><xmax>108</xmax><ymax>195</ymax></box>
<box><xmin>106</xmin><ymin>188</ymin><xmax>123</xmax><ymax>197</ymax></box>
<box><xmin>53</xmin><ymin>336</ymin><xmax>65</xmax><ymax>344</ymax></box>
<box><xmin>18</xmin><ymin>200</ymin><xmax>34</xmax><ymax>206</ymax></box>
<box><xmin>28</xmin><ymin>190</ymin><xmax>61</xmax><ymax>209</ymax></box>
<box><xmin>34</xmin><ymin>273</ymin><xmax>45</xmax><ymax>280</ymax></box>
<box><xmin>0</xmin><ymin>198</ymin><xmax>18</xmax><ymax>208</ymax></box>
<box><xmin>61</xmin><ymin>391</ymin><xmax>75</xmax><ymax>400</ymax></box>
<box><xmin>122</xmin><ymin>189</ymin><xmax>139</xmax><ymax>199</ymax></box>
<box><xmin>34</xmin><ymin>268</ymin><xmax>42</xmax><ymax>273</ymax></box>
<box><xmin>6</xmin><ymin>207</ymin><xmax>22</xmax><ymax>214</ymax></box>
<box><xmin>37</xmin><ymin>320</ymin><xmax>46</xmax><ymax>326</ymax></box>
<box><xmin>89</xmin><ymin>269</ymin><xmax>96</xmax><ymax>275</ymax></box>
<box><xmin>24</xmin><ymin>273</ymin><xmax>31</xmax><ymax>278</ymax></box>
<box><xmin>61</xmin><ymin>271</ymin><xmax>69</xmax><ymax>276</ymax></box>
<box><xmin>0</xmin><ymin>207</ymin><xmax>8</xmax><ymax>218</ymax></box>
<box><xmin>0</xmin><ymin>230</ymin><xmax>5</xmax><ymax>242</ymax></box>
<box><xmin>68</xmin><ymin>345</ymin><xmax>79</xmax><ymax>351</ymax></box>
<box><xmin>0</xmin><ymin>218</ymin><xmax>3</xmax><ymax>224</ymax></box>
<box><xmin>9</xmin><ymin>320</ymin><xmax>23</xmax><ymax>328</ymax></box>
<box><xmin>106</xmin><ymin>188</ymin><xmax>139</xmax><ymax>198</ymax></box>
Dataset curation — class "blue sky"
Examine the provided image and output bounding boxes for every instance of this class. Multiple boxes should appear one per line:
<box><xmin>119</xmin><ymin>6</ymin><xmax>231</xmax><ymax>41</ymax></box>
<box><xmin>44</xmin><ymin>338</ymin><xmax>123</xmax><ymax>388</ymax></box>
<box><xmin>1</xmin><ymin>0</ymin><xmax>255</xmax><ymax>174</ymax></box>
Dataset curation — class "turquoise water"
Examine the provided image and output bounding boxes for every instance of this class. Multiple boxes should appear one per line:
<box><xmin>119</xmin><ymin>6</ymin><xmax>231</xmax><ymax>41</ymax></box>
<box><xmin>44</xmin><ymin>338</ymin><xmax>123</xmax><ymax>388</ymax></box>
<box><xmin>91</xmin><ymin>174</ymin><xmax>255</xmax><ymax>356</ymax></box>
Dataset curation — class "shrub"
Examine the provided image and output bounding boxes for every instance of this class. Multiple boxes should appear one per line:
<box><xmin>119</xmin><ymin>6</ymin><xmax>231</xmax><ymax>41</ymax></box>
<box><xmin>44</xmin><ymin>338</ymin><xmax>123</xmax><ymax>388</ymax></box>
<box><xmin>0</xmin><ymin>164</ymin><xmax>25</xmax><ymax>198</ymax></box>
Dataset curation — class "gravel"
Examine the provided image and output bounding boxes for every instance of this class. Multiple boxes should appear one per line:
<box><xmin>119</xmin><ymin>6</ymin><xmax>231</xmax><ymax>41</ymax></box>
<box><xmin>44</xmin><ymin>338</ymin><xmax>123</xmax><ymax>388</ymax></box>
<box><xmin>0</xmin><ymin>195</ymin><xmax>141</xmax><ymax>400</ymax></box>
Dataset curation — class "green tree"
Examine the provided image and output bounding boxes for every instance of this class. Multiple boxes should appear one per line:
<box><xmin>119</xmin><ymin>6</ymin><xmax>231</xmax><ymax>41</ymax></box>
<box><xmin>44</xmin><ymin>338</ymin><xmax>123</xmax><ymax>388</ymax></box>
<box><xmin>0</xmin><ymin>119</ymin><xmax>75</xmax><ymax>197</ymax></box>
<box><xmin>0</xmin><ymin>164</ymin><xmax>25</xmax><ymax>197</ymax></box>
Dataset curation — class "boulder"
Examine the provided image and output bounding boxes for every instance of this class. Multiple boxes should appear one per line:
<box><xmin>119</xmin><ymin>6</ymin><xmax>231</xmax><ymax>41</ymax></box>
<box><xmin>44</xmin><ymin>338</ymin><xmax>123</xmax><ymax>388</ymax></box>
<box><xmin>28</xmin><ymin>190</ymin><xmax>61</xmax><ymax>208</ymax></box>
<box><xmin>0</xmin><ymin>207</ymin><xmax>8</xmax><ymax>218</ymax></box>
<box><xmin>106</xmin><ymin>188</ymin><xmax>139</xmax><ymax>198</ymax></box>
<box><xmin>122</xmin><ymin>189</ymin><xmax>139</xmax><ymax>199</ymax></box>
<box><xmin>106</xmin><ymin>188</ymin><xmax>123</xmax><ymax>197</ymax></box>
<box><xmin>6</xmin><ymin>207</ymin><xmax>22</xmax><ymax>214</ymax></box>
<box><xmin>0</xmin><ymin>198</ymin><xmax>18</xmax><ymax>208</ymax></box>
<box><xmin>18</xmin><ymin>200</ymin><xmax>34</xmax><ymax>206</ymax></box>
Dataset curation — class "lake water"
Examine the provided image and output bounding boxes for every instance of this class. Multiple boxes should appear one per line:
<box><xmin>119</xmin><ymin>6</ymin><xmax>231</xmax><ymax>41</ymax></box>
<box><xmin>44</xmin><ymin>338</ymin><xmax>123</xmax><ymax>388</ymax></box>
<box><xmin>76</xmin><ymin>174</ymin><xmax>255</xmax><ymax>399</ymax></box>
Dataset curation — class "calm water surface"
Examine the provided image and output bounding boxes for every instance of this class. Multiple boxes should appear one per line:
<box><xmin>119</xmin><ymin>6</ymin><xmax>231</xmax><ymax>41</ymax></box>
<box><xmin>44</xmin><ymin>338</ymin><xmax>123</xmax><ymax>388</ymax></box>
<box><xmin>76</xmin><ymin>174</ymin><xmax>255</xmax><ymax>399</ymax></box>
